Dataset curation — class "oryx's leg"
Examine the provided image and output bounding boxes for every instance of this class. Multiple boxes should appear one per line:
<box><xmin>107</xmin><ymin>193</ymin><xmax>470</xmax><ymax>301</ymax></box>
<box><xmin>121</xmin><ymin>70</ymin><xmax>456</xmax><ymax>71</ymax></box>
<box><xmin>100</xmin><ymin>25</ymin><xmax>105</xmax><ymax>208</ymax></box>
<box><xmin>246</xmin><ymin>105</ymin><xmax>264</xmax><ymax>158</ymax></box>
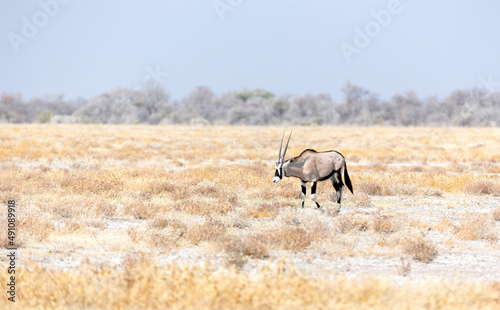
<box><xmin>331</xmin><ymin>172</ymin><xmax>345</xmax><ymax>213</ymax></box>
<box><xmin>301</xmin><ymin>180</ymin><xmax>306</xmax><ymax>208</ymax></box>
<box><xmin>311</xmin><ymin>182</ymin><xmax>322</xmax><ymax>209</ymax></box>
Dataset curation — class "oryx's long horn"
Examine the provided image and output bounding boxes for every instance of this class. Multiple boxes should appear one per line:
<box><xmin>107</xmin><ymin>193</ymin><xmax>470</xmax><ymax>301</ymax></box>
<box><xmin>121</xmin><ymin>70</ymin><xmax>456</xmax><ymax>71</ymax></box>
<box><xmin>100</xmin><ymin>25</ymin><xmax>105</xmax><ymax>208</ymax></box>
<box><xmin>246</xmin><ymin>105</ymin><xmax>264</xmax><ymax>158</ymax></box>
<box><xmin>277</xmin><ymin>131</ymin><xmax>285</xmax><ymax>162</ymax></box>
<box><xmin>281</xmin><ymin>131</ymin><xmax>292</xmax><ymax>161</ymax></box>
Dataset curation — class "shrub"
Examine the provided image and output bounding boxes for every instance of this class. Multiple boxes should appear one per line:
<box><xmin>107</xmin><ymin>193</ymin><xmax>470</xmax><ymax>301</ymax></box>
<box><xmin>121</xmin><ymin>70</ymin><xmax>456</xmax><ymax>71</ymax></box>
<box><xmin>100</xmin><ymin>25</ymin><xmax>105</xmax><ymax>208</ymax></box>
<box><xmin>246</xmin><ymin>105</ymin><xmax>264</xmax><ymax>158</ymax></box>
<box><xmin>402</xmin><ymin>234</ymin><xmax>438</xmax><ymax>263</ymax></box>
<box><xmin>147</xmin><ymin>228</ymin><xmax>180</xmax><ymax>250</ymax></box>
<box><xmin>266</xmin><ymin>227</ymin><xmax>316</xmax><ymax>251</ymax></box>
<box><xmin>18</xmin><ymin>217</ymin><xmax>54</xmax><ymax>245</ymax></box>
<box><xmin>335</xmin><ymin>214</ymin><xmax>369</xmax><ymax>234</ymax></box>
<box><xmin>455</xmin><ymin>213</ymin><xmax>497</xmax><ymax>241</ymax></box>
<box><xmin>244</xmin><ymin>202</ymin><xmax>279</xmax><ymax>219</ymax></box>
<box><xmin>218</xmin><ymin>235</ymin><xmax>269</xmax><ymax>268</ymax></box>
<box><xmin>465</xmin><ymin>179</ymin><xmax>500</xmax><ymax>195</ymax></box>
<box><xmin>359</xmin><ymin>181</ymin><xmax>382</xmax><ymax>195</ymax></box>
<box><xmin>123</xmin><ymin>202</ymin><xmax>159</xmax><ymax>219</ymax></box>
<box><xmin>186</xmin><ymin>217</ymin><xmax>226</xmax><ymax>245</ymax></box>
<box><xmin>351</xmin><ymin>193</ymin><xmax>371</xmax><ymax>207</ymax></box>
<box><xmin>372</xmin><ymin>214</ymin><xmax>398</xmax><ymax>234</ymax></box>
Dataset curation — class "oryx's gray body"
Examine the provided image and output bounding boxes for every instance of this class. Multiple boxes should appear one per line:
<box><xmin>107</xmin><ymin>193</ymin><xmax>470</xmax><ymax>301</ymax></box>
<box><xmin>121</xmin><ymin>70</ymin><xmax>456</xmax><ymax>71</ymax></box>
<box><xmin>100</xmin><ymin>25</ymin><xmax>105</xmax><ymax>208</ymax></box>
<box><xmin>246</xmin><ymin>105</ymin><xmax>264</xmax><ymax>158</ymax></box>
<box><xmin>273</xmin><ymin>132</ymin><xmax>353</xmax><ymax>212</ymax></box>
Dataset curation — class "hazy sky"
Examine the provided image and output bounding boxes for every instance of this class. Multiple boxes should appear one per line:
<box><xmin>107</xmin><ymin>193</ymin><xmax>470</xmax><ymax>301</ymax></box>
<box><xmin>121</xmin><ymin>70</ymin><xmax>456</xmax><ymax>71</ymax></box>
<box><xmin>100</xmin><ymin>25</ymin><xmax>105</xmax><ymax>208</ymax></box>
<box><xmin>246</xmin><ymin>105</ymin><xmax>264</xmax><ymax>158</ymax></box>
<box><xmin>2</xmin><ymin>0</ymin><xmax>500</xmax><ymax>101</ymax></box>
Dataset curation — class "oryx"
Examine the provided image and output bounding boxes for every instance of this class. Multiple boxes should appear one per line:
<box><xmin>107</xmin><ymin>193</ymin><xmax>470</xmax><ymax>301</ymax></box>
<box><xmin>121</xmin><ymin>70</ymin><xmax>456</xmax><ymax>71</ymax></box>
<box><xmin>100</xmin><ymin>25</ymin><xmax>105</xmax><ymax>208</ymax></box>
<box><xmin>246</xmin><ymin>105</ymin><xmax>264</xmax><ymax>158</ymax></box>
<box><xmin>273</xmin><ymin>131</ymin><xmax>353</xmax><ymax>213</ymax></box>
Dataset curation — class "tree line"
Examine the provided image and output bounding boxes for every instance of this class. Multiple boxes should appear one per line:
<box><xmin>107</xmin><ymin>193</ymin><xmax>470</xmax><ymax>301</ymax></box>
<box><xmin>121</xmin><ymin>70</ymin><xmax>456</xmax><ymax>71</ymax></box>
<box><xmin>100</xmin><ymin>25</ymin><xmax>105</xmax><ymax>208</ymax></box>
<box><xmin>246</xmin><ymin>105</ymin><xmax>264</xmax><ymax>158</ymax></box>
<box><xmin>1</xmin><ymin>81</ymin><xmax>499</xmax><ymax>126</ymax></box>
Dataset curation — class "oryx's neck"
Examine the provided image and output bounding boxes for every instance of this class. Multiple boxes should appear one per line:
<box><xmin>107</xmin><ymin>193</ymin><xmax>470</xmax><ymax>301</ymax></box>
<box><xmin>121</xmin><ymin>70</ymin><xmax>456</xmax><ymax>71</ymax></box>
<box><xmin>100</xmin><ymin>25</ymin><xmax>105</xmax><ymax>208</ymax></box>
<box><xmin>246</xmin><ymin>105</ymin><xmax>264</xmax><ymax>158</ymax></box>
<box><xmin>283</xmin><ymin>160</ymin><xmax>303</xmax><ymax>179</ymax></box>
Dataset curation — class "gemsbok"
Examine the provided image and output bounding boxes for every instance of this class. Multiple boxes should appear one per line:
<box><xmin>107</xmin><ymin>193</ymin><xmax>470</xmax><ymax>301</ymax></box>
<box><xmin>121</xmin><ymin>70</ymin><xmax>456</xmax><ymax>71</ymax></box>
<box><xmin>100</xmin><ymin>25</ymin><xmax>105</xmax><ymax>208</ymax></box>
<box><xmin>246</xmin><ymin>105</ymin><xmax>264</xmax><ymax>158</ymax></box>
<box><xmin>273</xmin><ymin>131</ymin><xmax>353</xmax><ymax>213</ymax></box>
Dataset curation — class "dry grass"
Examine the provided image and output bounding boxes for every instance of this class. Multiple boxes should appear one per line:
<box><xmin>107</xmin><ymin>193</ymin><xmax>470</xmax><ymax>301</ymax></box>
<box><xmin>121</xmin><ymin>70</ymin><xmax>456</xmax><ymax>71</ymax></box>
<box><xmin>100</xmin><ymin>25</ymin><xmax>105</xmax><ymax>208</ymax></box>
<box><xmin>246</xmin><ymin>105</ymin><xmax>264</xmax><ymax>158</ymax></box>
<box><xmin>402</xmin><ymin>233</ymin><xmax>439</xmax><ymax>263</ymax></box>
<box><xmin>242</xmin><ymin>202</ymin><xmax>280</xmax><ymax>219</ymax></box>
<box><xmin>455</xmin><ymin>213</ymin><xmax>498</xmax><ymax>241</ymax></box>
<box><xmin>493</xmin><ymin>207</ymin><xmax>500</xmax><ymax>221</ymax></box>
<box><xmin>1</xmin><ymin>124</ymin><xmax>499</xmax><ymax>308</ymax></box>
<box><xmin>335</xmin><ymin>214</ymin><xmax>370</xmax><ymax>234</ymax></box>
<box><xmin>465</xmin><ymin>179</ymin><xmax>500</xmax><ymax>195</ymax></box>
<box><xmin>1</xmin><ymin>260</ymin><xmax>499</xmax><ymax>309</ymax></box>
<box><xmin>186</xmin><ymin>217</ymin><xmax>226</xmax><ymax>245</ymax></box>
<box><xmin>218</xmin><ymin>235</ymin><xmax>269</xmax><ymax>268</ymax></box>
<box><xmin>372</xmin><ymin>213</ymin><xmax>399</xmax><ymax>234</ymax></box>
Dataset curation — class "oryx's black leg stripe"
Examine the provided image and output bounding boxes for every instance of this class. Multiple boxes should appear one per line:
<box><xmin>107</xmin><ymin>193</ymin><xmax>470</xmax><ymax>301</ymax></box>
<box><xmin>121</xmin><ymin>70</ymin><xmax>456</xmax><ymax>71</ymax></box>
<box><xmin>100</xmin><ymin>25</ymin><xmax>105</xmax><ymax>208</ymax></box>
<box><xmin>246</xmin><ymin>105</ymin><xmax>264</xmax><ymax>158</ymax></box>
<box><xmin>301</xmin><ymin>181</ymin><xmax>306</xmax><ymax>208</ymax></box>
<box><xmin>311</xmin><ymin>182</ymin><xmax>321</xmax><ymax>208</ymax></box>
<box><xmin>331</xmin><ymin>176</ymin><xmax>342</xmax><ymax>204</ymax></box>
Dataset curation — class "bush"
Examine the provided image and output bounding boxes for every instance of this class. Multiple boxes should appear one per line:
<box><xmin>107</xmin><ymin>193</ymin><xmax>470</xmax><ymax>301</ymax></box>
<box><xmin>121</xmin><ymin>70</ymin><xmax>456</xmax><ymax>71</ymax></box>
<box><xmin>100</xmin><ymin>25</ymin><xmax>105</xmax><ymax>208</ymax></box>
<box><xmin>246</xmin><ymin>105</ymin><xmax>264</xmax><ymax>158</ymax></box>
<box><xmin>465</xmin><ymin>180</ymin><xmax>500</xmax><ymax>195</ymax></box>
<box><xmin>402</xmin><ymin>234</ymin><xmax>438</xmax><ymax>263</ymax></box>
<box><xmin>455</xmin><ymin>213</ymin><xmax>497</xmax><ymax>241</ymax></box>
<box><xmin>186</xmin><ymin>217</ymin><xmax>226</xmax><ymax>245</ymax></box>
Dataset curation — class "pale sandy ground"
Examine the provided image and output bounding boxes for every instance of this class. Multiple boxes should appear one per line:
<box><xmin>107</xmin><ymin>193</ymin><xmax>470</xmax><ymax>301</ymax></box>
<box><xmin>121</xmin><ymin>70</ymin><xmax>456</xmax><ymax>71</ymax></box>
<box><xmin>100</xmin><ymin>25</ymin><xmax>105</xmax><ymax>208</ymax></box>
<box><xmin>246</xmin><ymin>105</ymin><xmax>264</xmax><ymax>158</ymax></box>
<box><xmin>6</xmin><ymin>194</ymin><xmax>498</xmax><ymax>285</ymax></box>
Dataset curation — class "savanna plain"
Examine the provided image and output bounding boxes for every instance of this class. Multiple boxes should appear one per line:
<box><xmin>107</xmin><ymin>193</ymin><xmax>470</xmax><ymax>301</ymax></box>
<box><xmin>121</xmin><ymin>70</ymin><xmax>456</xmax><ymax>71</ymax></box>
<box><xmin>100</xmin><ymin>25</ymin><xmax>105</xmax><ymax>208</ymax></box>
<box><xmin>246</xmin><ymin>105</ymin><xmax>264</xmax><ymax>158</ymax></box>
<box><xmin>0</xmin><ymin>124</ymin><xmax>499</xmax><ymax>309</ymax></box>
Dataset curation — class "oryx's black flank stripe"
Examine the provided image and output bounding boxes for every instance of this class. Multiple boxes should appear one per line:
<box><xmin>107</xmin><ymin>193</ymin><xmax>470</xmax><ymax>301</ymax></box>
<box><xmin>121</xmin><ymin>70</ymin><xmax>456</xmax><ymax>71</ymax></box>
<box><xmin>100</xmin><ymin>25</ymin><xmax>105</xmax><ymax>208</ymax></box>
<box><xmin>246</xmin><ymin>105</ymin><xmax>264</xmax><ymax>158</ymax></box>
<box><xmin>317</xmin><ymin>169</ymin><xmax>338</xmax><ymax>182</ymax></box>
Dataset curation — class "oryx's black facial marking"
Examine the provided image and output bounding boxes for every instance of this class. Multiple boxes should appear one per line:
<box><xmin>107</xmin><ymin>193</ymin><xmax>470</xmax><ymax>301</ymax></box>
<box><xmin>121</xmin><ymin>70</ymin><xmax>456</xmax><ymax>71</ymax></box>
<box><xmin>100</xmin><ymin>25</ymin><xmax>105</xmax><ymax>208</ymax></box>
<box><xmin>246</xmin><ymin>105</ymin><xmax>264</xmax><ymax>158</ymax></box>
<box><xmin>274</xmin><ymin>166</ymin><xmax>281</xmax><ymax>178</ymax></box>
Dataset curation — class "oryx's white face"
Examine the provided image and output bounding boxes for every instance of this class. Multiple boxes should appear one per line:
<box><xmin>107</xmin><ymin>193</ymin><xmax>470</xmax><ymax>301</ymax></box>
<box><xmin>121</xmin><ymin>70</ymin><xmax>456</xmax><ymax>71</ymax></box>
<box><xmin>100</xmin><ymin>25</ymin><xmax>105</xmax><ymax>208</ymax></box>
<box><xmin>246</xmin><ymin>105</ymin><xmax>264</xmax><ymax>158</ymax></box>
<box><xmin>273</xmin><ymin>161</ymin><xmax>283</xmax><ymax>183</ymax></box>
<box><xmin>273</xmin><ymin>131</ymin><xmax>292</xmax><ymax>183</ymax></box>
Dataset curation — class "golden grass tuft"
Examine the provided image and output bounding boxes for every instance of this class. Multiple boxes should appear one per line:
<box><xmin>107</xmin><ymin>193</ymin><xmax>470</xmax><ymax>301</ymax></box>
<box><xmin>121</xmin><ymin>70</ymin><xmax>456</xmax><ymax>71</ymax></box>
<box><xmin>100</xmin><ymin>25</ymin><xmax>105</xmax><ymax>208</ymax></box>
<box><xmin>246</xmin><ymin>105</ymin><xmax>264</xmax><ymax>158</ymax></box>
<box><xmin>218</xmin><ymin>235</ymin><xmax>269</xmax><ymax>268</ymax></box>
<box><xmin>17</xmin><ymin>217</ymin><xmax>54</xmax><ymax>245</ymax></box>
<box><xmin>123</xmin><ymin>201</ymin><xmax>161</xmax><ymax>219</ymax></box>
<box><xmin>173</xmin><ymin>197</ymin><xmax>233</xmax><ymax>215</ymax></box>
<box><xmin>359</xmin><ymin>181</ymin><xmax>383</xmax><ymax>195</ymax></box>
<box><xmin>266</xmin><ymin>227</ymin><xmax>316</xmax><ymax>251</ymax></box>
<box><xmin>335</xmin><ymin>214</ymin><xmax>370</xmax><ymax>234</ymax></box>
<box><xmin>455</xmin><ymin>213</ymin><xmax>498</xmax><ymax>241</ymax></box>
<box><xmin>147</xmin><ymin>228</ymin><xmax>181</xmax><ymax>249</ymax></box>
<box><xmin>351</xmin><ymin>192</ymin><xmax>372</xmax><ymax>207</ymax></box>
<box><xmin>402</xmin><ymin>233</ymin><xmax>438</xmax><ymax>263</ymax></box>
<box><xmin>465</xmin><ymin>179</ymin><xmax>500</xmax><ymax>195</ymax></box>
<box><xmin>243</xmin><ymin>202</ymin><xmax>280</xmax><ymax>219</ymax></box>
<box><xmin>2</xmin><ymin>260</ymin><xmax>499</xmax><ymax>309</ymax></box>
<box><xmin>372</xmin><ymin>213</ymin><xmax>398</xmax><ymax>234</ymax></box>
<box><xmin>186</xmin><ymin>217</ymin><xmax>226</xmax><ymax>245</ymax></box>
<box><xmin>148</xmin><ymin>216</ymin><xmax>186</xmax><ymax>230</ymax></box>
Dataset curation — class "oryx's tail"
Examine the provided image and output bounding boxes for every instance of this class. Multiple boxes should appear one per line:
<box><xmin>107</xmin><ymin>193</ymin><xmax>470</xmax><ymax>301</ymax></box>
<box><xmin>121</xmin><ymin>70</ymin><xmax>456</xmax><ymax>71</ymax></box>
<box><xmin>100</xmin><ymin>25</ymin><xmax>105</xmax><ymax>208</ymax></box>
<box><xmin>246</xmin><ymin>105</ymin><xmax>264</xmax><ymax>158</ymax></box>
<box><xmin>343</xmin><ymin>161</ymin><xmax>353</xmax><ymax>194</ymax></box>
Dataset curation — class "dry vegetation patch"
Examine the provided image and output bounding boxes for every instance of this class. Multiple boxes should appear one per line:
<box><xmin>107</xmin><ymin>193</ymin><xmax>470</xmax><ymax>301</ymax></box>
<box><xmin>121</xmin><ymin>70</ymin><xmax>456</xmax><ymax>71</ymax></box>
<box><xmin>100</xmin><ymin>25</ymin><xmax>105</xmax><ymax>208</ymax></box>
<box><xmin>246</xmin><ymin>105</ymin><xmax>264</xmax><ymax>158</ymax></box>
<box><xmin>465</xmin><ymin>179</ymin><xmax>500</xmax><ymax>195</ymax></box>
<box><xmin>1</xmin><ymin>125</ymin><xmax>499</xmax><ymax>308</ymax></box>
<box><xmin>218</xmin><ymin>235</ymin><xmax>269</xmax><ymax>268</ymax></box>
<box><xmin>335</xmin><ymin>214</ymin><xmax>370</xmax><ymax>234</ymax></box>
<box><xmin>186</xmin><ymin>217</ymin><xmax>226</xmax><ymax>245</ymax></box>
<box><xmin>401</xmin><ymin>233</ymin><xmax>439</xmax><ymax>263</ymax></box>
<box><xmin>455</xmin><ymin>213</ymin><xmax>498</xmax><ymax>242</ymax></box>
<box><xmin>2</xmin><ymin>261</ymin><xmax>499</xmax><ymax>309</ymax></box>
